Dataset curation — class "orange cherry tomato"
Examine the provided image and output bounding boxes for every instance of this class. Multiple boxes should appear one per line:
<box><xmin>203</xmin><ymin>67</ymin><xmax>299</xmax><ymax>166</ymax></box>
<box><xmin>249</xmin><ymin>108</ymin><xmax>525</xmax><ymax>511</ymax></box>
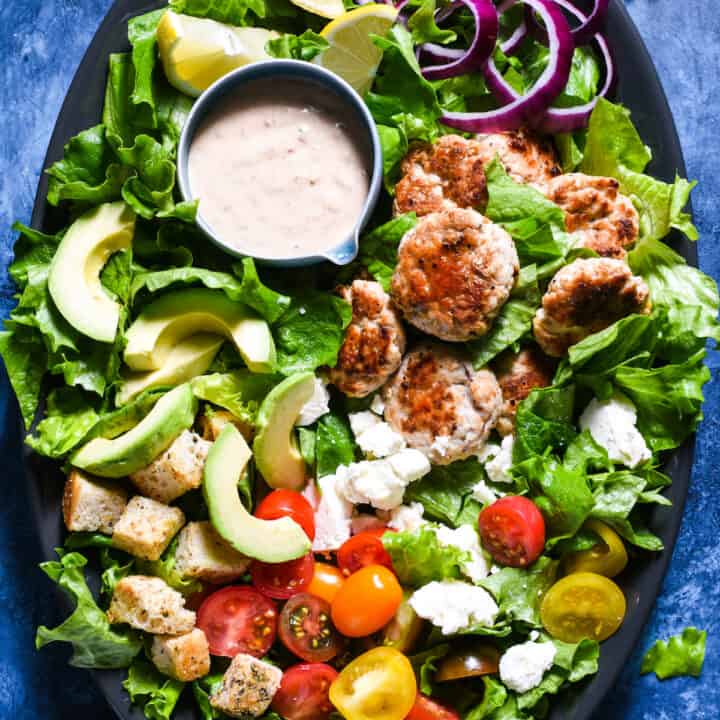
<box><xmin>331</xmin><ymin>564</ymin><xmax>402</xmax><ymax>638</ymax></box>
<box><xmin>308</xmin><ymin>562</ymin><xmax>346</xmax><ymax>604</ymax></box>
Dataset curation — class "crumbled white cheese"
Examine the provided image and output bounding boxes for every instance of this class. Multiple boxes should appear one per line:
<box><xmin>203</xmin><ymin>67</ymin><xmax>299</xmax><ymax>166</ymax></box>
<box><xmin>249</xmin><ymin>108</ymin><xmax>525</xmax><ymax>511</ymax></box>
<box><xmin>410</xmin><ymin>580</ymin><xmax>499</xmax><ymax>635</ymax></box>
<box><xmin>478</xmin><ymin>434</ymin><xmax>515</xmax><ymax>484</ymax></box>
<box><xmin>348</xmin><ymin>411</ymin><xmax>381</xmax><ymax>437</ymax></box>
<box><xmin>334</xmin><ymin>450</ymin><xmax>431</xmax><ymax>511</ymax></box>
<box><xmin>387</xmin><ymin>502</ymin><xmax>427</xmax><ymax>532</ymax></box>
<box><xmin>386</xmin><ymin>449</ymin><xmax>431</xmax><ymax>484</ymax></box>
<box><xmin>579</xmin><ymin>394</ymin><xmax>652</xmax><ymax>468</ymax></box>
<box><xmin>471</xmin><ymin>480</ymin><xmax>500</xmax><ymax>506</ymax></box>
<box><xmin>312</xmin><ymin>475</ymin><xmax>353</xmax><ymax>552</ymax></box>
<box><xmin>431</xmin><ymin>435</ymin><xmax>452</xmax><ymax>459</ymax></box>
<box><xmin>434</xmin><ymin>524</ymin><xmax>490</xmax><ymax>582</ymax></box>
<box><xmin>355</xmin><ymin>422</ymin><xmax>407</xmax><ymax>458</ymax></box>
<box><xmin>370</xmin><ymin>394</ymin><xmax>385</xmax><ymax>415</ymax></box>
<box><xmin>295</xmin><ymin>378</ymin><xmax>330</xmax><ymax>427</ymax></box>
<box><xmin>529</xmin><ymin>630</ymin><xmax>540</xmax><ymax>641</ymax></box>
<box><xmin>499</xmin><ymin>641</ymin><xmax>557</xmax><ymax>694</ymax></box>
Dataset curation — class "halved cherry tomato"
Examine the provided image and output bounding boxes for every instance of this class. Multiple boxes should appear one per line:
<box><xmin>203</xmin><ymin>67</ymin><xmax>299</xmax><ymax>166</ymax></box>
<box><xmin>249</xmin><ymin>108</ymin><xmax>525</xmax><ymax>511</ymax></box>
<box><xmin>280</xmin><ymin>592</ymin><xmax>345</xmax><ymax>662</ymax></box>
<box><xmin>272</xmin><ymin>663</ymin><xmax>339</xmax><ymax>720</ymax></box>
<box><xmin>435</xmin><ymin>643</ymin><xmax>500</xmax><ymax>682</ymax></box>
<box><xmin>406</xmin><ymin>694</ymin><xmax>460</xmax><ymax>720</ymax></box>
<box><xmin>197</xmin><ymin>586</ymin><xmax>277</xmax><ymax>658</ymax></box>
<box><xmin>563</xmin><ymin>520</ymin><xmax>628</xmax><ymax>578</ymax></box>
<box><xmin>256</xmin><ymin>489</ymin><xmax>315</xmax><ymax>541</ymax></box>
<box><xmin>330</xmin><ymin>647</ymin><xmax>417</xmax><ymax>720</ymax></box>
<box><xmin>308</xmin><ymin>562</ymin><xmax>346</xmax><ymax>604</ymax></box>
<box><xmin>478</xmin><ymin>496</ymin><xmax>545</xmax><ymax>567</ymax></box>
<box><xmin>540</xmin><ymin>571</ymin><xmax>626</xmax><ymax>642</ymax></box>
<box><xmin>331</xmin><ymin>564</ymin><xmax>402</xmax><ymax>638</ymax></box>
<box><xmin>337</xmin><ymin>531</ymin><xmax>393</xmax><ymax>574</ymax></box>
<box><xmin>251</xmin><ymin>553</ymin><xmax>314</xmax><ymax>599</ymax></box>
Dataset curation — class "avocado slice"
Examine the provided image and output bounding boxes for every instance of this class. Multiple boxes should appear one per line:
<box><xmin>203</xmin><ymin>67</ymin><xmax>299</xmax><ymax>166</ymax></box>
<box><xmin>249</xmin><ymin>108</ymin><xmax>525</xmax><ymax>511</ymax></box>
<box><xmin>71</xmin><ymin>384</ymin><xmax>197</xmax><ymax>478</ymax></box>
<box><xmin>48</xmin><ymin>201</ymin><xmax>135</xmax><ymax>343</ymax></box>
<box><xmin>124</xmin><ymin>288</ymin><xmax>275</xmax><ymax>374</ymax></box>
<box><xmin>253</xmin><ymin>373</ymin><xmax>315</xmax><ymax>491</ymax></box>
<box><xmin>204</xmin><ymin>423</ymin><xmax>311</xmax><ymax>562</ymax></box>
<box><xmin>116</xmin><ymin>333</ymin><xmax>224</xmax><ymax>406</ymax></box>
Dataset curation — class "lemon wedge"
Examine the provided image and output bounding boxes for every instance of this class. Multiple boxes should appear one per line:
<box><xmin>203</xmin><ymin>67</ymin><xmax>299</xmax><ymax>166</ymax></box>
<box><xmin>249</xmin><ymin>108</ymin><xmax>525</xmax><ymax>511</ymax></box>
<box><xmin>157</xmin><ymin>11</ymin><xmax>278</xmax><ymax>97</ymax></box>
<box><xmin>288</xmin><ymin>0</ymin><xmax>345</xmax><ymax>19</ymax></box>
<box><xmin>317</xmin><ymin>4</ymin><xmax>398</xmax><ymax>95</ymax></box>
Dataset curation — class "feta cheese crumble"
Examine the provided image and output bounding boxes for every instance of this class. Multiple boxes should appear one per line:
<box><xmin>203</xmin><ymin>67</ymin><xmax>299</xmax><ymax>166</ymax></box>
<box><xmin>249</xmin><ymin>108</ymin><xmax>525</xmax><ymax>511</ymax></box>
<box><xmin>434</xmin><ymin>524</ymin><xmax>490</xmax><ymax>582</ymax></box>
<box><xmin>295</xmin><ymin>378</ymin><xmax>330</xmax><ymax>426</ymax></box>
<box><xmin>349</xmin><ymin>411</ymin><xmax>381</xmax><ymax>437</ymax></box>
<box><xmin>431</xmin><ymin>435</ymin><xmax>452</xmax><ymax>459</ymax></box>
<box><xmin>471</xmin><ymin>480</ymin><xmax>500</xmax><ymax>506</ymax></box>
<box><xmin>499</xmin><ymin>641</ymin><xmax>557</xmax><ymax>694</ymax></box>
<box><xmin>312</xmin><ymin>475</ymin><xmax>353</xmax><ymax>552</ymax></box>
<box><xmin>478</xmin><ymin>435</ymin><xmax>515</xmax><ymax>484</ymax></box>
<box><xmin>386</xmin><ymin>502</ymin><xmax>427</xmax><ymax>532</ymax></box>
<box><xmin>410</xmin><ymin>580</ymin><xmax>499</xmax><ymax>635</ymax></box>
<box><xmin>579</xmin><ymin>394</ymin><xmax>651</xmax><ymax>468</ymax></box>
<box><xmin>354</xmin><ymin>422</ymin><xmax>406</xmax><ymax>458</ymax></box>
<box><xmin>386</xmin><ymin>449</ymin><xmax>431</xmax><ymax>484</ymax></box>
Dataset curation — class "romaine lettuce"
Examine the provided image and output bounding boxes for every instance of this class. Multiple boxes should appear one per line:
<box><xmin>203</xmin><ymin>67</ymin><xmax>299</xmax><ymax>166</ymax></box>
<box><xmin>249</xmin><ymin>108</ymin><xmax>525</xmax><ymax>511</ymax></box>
<box><xmin>124</xmin><ymin>657</ymin><xmax>185</xmax><ymax>720</ymax></box>
<box><xmin>315</xmin><ymin>412</ymin><xmax>356</xmax><ymax>478</ymax></box>
<box><xmin>641</xmin><ymin>627</ymin><xmax>707</xmax><ymax>679</ymax></box>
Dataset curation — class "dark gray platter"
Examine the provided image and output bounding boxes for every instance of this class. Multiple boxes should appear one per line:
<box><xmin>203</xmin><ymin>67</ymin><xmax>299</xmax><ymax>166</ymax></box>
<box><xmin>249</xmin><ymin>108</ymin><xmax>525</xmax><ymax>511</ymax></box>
<box><xmin>20</xmin><ymin>0</ymin><xmax>696</xmax><ymax>718</ymax></box>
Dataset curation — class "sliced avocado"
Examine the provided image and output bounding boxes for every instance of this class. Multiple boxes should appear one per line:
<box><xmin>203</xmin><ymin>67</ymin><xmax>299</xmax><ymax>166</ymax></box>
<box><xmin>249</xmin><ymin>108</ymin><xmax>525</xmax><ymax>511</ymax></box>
<box><xmin>71</xmin><ymin>384</ymin><xmax>197</xmax><ymax>478</ymax></box>
<box><xmin>116</xmin><ymin>333</ymin><xmax>224</xmax><ymax>406</ymax></box>
<box><xmin>48</xmin><ymin>201</ymin><xmax>135</xmax><ymax>343</ymax></box>
<box><xmin>204</xmin><ymin>423</ymin><xmax>311</xmax><ymax>562</ymax></box>
<box><xmin>124</xmin><ymin>288</ymin><xmax>275</xmax><ymax>374</ymax></box>
<box><xmin>253</xmin><ymin>373</ymin><xmax>315</xmax><ymax>491</ymax></box>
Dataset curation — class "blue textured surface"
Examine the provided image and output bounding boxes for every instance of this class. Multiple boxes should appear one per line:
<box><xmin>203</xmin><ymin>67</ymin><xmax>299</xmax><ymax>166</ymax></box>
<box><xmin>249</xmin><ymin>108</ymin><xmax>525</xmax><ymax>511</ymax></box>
<box><xmin>0</xmin><ymin>1</ymin><xmax>717</xmax><ymax>718</ymax></box>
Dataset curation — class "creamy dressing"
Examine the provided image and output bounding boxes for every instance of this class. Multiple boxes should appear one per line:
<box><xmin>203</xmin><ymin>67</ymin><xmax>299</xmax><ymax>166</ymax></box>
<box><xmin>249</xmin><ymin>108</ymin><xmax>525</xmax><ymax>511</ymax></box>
<box><xmin>189</xmin><ymin>80</ymin><xmax>370</xmax><ymax>259</ymax></box>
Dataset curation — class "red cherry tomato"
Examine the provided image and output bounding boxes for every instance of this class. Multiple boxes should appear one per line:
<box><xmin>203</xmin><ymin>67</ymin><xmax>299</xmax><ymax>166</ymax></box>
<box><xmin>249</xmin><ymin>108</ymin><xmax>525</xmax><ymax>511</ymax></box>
<box><xmin>197</xmin><ymin>586</ymin><xmax>277</xmax><ymax>658</ymax></box>
<box><xmin>406</xmin><ymin>694</ymin><xmax>460</xmax><ymax>720</ymax></box>
<box><xmin>251</xmin><ymin>553</ymin><xmax>315</xmax><ymax>599</ymax></box>
<box><xmin>271</xmin><ymin>663</ymin><xmax>339</xmax><ymax>720</ymax></box>
<box><xmin>255</xmin><ymin>489</ymin><xmax>316</xmax><ymax>541</ymax></box>
<box><xmin>279</xmin><ymin>593</ymin><xmax>345</xmax><ymax>662</ymax></box>
<box><xmin>337</xmin><ymin>531</ymin><xmax>393</xmax><ymax>574</ymax></box>
<box><xmin>478</xmin><ymin>496</ymin><xmax>546</xmax><ymax>567</ymax></box>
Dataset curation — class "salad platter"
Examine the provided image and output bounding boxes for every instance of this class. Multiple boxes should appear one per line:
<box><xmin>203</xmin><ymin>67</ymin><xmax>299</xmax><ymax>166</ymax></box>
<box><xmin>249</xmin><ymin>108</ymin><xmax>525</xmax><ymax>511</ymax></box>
<box><xmin>5</xmin><ymin>0</ymin><xmax>713</xmax><ymax>719</ymax></box>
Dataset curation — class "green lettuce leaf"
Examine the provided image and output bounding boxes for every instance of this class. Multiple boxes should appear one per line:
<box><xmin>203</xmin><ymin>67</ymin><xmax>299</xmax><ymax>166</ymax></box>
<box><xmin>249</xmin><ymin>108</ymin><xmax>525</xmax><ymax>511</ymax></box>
<box><xmin>409</xmin><ymin>644</ymin><xmax>450</xmax><ymax>695</ymax></box>
<box><xmin>192</xmin><ymin>670</ymin><xmax>225</xmax><ymax>720</ymax></box>
<box><xmin>128</xmin><ymin>10</ymin><xmax>166</xmax><ymax>120</ymax></box>
<box><xmin>35</xmin><ymin>551</ymin><xmax>142</xmax><ymax>668</ymax></box>
<box><xmin>124</xmin><ymin>657</ymin><xmax>185</xmax><ymax>720</ymax></box>
<box><xmin>479</xmin><ymin>557</ymin><xmax>558</xmax><ymax>627</ymax></box>
<box><xmin>514</xmin><ymin>385</ymin><xmax>576</xmax><ymax>462</ymax></box>
<box><xmin>99</xmin><ymin>547</ymin><xmax>135</xmax><ymax>601</ymax></box>
<box><xmin>192</xmin><ymin>371</ymin><xmax>279</xmax><ymax>425</ymax></box>
<box><xmin>273</xmin><ymin>291</ymin><xmax>351</xmax><ymax>374</ymax></box>
<box><xmin>465</xmin><ymin>677</ymin><xmax>508</xmax><ymax>720</ymax></box>
<box><xmin>316</xmin><ymin>412</ymin><xmax>356</xmax><ymax>477</ymax></box>
<box><xmin>628</xmin><ymin>238</ymin><xmax>720</xmax><ymax>362</ymax></box>
<box><xmin>266</xmin><ymin>30</ymin><xmax>328</xmax><ymax>60</ymax></box>
<box><xmin>169</xmin><ymin>0</ymin><xmax>295</xmax><ymax>26</ymax></box>
<box><xmin>641</xmin><ymin>627</ymin><xmax>707</xmax><ymax>679</ymax></box>
<box><xmin>357</xmin><ymin>214</ymin><xmax>417</xmax><ymax>291</ymax></box>
<box><xmin>580</xmin><ymin>99</ymin><xmax>697</xmax><ymax>242</ymax></box>
<box><xmin>382</xmin><ymin>526</ymin><xmax>469</xmax><ymax>586</ymax></box>
<box><xmin>232</xmin><ymin>257</ymin><xmax>292</xmax><ymax>323</ymax></box>
<box><xmin>407</xmin><ymin>0</ymin><xmax>457</xmax><ymax>46</ymax></box>
<box><xmin>467</xmin><ymin>300</ymin><xmax>536</xmax><ymax>369</ymax></box>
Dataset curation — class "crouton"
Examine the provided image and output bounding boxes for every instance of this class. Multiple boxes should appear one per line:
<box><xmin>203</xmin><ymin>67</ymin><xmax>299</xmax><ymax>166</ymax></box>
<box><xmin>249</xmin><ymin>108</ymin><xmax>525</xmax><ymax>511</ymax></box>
<box><xmin>210</xmin><ymin>654</ymin><xmax>283</xmax><ymax>718</ymax></box>
<box><xmin>107</xmin><ymin>575</ymin><xmax>195</xmax><ymax>635</ymax></box>
<box><xmin>111</xmin><ymin>496</ymin><xmax>185</xmax><ymax>561</ymax></box>
<box><xmin>151</xmin><ymin>628</ymin><xmax>210</xmax><ymax>681</ymax></box>
<box><xmin>129</xmin><ymin>430</ymin><xmax>211</xmax><ymax>504</ymax></box>
<box><xmin>62</xmin><ymin>470</ymin><xmax>128</xmax><ymax>534</ymax></box>
<box><xmin>199</xmin><ymin>409</ymin><xmax>253</xmax><ymax>442</ymax></box>
<box><xmin>174</xmin><ymin>521</ymin><xmax>251</xmax><ymax>584</ymax></box>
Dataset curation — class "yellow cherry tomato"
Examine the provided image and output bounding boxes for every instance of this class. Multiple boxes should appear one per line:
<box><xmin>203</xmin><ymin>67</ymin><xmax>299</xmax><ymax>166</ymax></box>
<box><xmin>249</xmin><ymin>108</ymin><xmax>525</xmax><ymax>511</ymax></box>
<box><xmin>308</xmin><ymin>562</ymin><xmax>346</xmax><ymax>604</ymax></box>
<box><xmin>563</xmin><ymin>520</ymin><xmax>628</xmax><ymax>578</ymax></box>
<box><xmin>329</xmin><ymin>647</ymin><xmax>417</xmax><ymax>720</ymax></box>
<box><xmin>540</xmin><ymin>572</ymin><xmax>626</xmax><ymax>643</ymax></box>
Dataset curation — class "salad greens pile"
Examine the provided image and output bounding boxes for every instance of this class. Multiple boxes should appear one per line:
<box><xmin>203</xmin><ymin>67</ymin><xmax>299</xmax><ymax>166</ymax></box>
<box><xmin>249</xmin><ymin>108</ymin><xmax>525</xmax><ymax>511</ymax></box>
<box><xmin>1</xmin><ymin>0</ymin><xmax>715</xmax><ymax>719</ymax></box>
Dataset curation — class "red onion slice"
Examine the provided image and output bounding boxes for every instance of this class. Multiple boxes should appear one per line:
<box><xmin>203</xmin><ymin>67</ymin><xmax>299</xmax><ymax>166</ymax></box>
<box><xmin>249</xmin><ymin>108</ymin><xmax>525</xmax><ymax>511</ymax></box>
<box><xmin>496</xmin><ymin>0</ymin><xmax>528</xmax><ymax>55</ymax></box>
<box><xmin>420</xmin><ymin>0</ymin><xmax>499</xmax><ymax>81</ymax></box>
<box><xmin>527</xmin><ymin>0</ymin><xmax>609</xmax><ymax>45</ymax></box>
<box><xmin>484</xmin><ymin>0</ymin><xmax>614</xmax><ymax>133</ymax></box>
<box><xmin>440</xmin><ymin>0</ymin><xmax>573</xmax><ymax>132</ymax></box>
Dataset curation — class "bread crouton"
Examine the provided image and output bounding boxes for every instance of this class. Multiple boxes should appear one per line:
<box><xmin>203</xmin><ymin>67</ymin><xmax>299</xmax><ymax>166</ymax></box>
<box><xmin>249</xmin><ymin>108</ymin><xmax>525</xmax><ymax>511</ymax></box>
<box><xmin>210</xmin><ymin>654</ymin><xmax>283</xmax><ymax>718</ymax></box>
<box><xmin>111</xmin><ymin>496</ymin><xmax>185</xmax><ymax>561</ymax></box>
<box><xmin>129</xmin><ymin>430</ymin><xmax>211</xmax><ymax>504</ymax></box>
<box><xmin>199</xmin><ymin>409</ymin><xmax>253</xmax><ymax>442</ymax></box>
<box><xmin>151</xmin><ymin>628</ymin><xmax>210</xmax><ymax>681</ymax></box>
<box><xmin>107</xmin><ymin>575</ymin><xmax>195</xmax><ymax>635</ymax></box>
<box><xmin>174</xmin><ymin>521</ymin><xmax>251</xmax><ymax>584</ymax></box>
<box><xmin>62</xmin><ymin>470</ymin><xmax>127</xmax><ymax>534</ymax></box>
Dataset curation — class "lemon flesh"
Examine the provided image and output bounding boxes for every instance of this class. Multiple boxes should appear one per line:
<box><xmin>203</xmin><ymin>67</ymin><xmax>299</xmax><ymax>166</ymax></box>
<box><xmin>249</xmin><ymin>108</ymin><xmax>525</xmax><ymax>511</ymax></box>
<box><xmin>157</xmin><ymin>11</ymin><xmax>278</xmax><ymax>97</ymax></box>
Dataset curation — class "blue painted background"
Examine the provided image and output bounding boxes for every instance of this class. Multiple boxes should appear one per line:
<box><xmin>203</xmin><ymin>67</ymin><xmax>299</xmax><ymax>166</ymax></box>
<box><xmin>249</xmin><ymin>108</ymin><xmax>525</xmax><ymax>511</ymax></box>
<box><xmin>0</xmin><ymin>1</ymin><xmax>717</xmax><ymax>718</ymax></box>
